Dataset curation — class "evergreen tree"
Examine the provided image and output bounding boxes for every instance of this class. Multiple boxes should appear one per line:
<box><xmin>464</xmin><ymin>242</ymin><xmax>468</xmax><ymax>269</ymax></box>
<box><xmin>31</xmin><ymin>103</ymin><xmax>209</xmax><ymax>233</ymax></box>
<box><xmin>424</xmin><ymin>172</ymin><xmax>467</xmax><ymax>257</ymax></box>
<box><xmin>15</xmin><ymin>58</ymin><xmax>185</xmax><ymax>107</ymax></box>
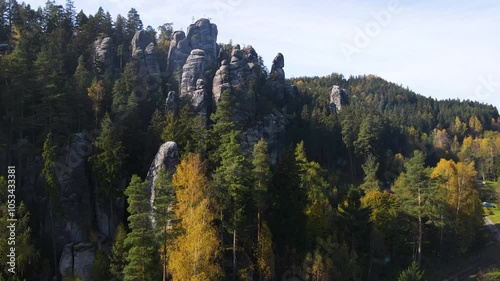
<box><xmin>41</xmin><ymin>132</ymin><xmax>59</xmax><ymax>274</ymax></box>
<box><xmin>295</xmin><ymin>141</ymin><xmax>332</xmax><ymax>240</ymax></box>
<box><xmin>124</xmin><ymin>175</ymin><xmax>160</xmax><ymax>281</ymax></box>
<box><xmin>0</xmin><ymin>177</ymin><xmax>35</xmax><ymax>279</ymax></box>
<box><xmin>252</xmin><ymin>138</ymin><xmax>273</xmax><ymax>280</ymax></box>
<box><xmin>125</xmin><ymin>8</ymin><xmax>142</xmax><ymax>41</ymax></box>
<box><xmin>360</xmin><ymin>154</ymin><xmax>381</xmax><ymax>192</ymax></box>
<box><xmin>393</xmin><ymin>151</ymin><xmax>429</xmax><ymax>268</ymax></box>
<box><xmin>153</xmin><ymin>167</ymin><xmax>176</xmax><ymax>281</ymax></box>
<box><xmin>397</xmin><ymin>261</ymin><xmax>424</xmax><ymax>281</ymax></box>
<box><xmin>110</xmin><ymin>223</ymin><xmax>127</xmax><ymax>281</ymax></box>
<box><xmin>208</xmin><ymin>89</ymin><xmax>238</xmax><ymax>169</ymax></box>
<box><xmin>89</xmin><ymin>113</ymin><xmax>124</xmax><ymax>236</ymax></box>
<box><xmin>212</xmin><ymin>131</ymin><xmax>250</xmax><ymax>280</ymax></box>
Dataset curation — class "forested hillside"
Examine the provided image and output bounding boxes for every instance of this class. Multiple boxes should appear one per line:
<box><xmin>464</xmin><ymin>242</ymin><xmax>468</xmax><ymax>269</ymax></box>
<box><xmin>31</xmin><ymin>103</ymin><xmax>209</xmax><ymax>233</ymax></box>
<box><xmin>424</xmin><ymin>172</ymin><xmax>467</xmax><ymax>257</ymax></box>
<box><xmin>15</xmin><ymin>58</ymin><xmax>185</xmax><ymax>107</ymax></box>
<box><xmin>1</xmin><ymin>1</ymin><xmax>500</xmax><ymax>281</ymax></box>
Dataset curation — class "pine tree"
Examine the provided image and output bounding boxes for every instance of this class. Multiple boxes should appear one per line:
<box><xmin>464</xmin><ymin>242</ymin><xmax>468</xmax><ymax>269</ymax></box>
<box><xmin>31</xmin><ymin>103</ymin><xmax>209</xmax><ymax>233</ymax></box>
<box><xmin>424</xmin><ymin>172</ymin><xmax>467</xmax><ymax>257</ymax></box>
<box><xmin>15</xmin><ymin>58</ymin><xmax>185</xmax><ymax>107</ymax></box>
<box><xmin>153</xmin><ymin>167</ymin><xmax>176</xmax><ymax>281</ymax></box>
<box><xmin>125</xmin><ymin>8</ymin><xmax>142</xmax><ymax>42</ymax></box>
<box><xmin>360</xmin><ymin>154</ymin><xmax>381</xmax><ymax>192</ymax></box>
<box><xmin>89</xmin><ymin>113</ymin><xmax>124</xmax><ymax>236</ymax></box>
<box><xmin>212</xmin><ymin>130</ymin><xmax>250</xmax><ymax>280</ymax></box>
<box><xmin>208</xmin><ymin>89</ymin><xmax>237</xmax><ymax>169</ymax></box>
<box><xmin>124</xmin><ymin>175</ymin><xmax>160</xmax><ymax>281</ymax></box>
<box><xmin>393</xmin><ymin>151</ymin><xmax>429</xmax><ymax>268</ymax></box>
<box><xmin>41</xmin><ymin>132</ymin><xmax>59</xmax><ymax>274</ymax></box>
<box><xmin>168</xmin><ymin>154</ymin><xmax>222</xmax><ymax>281</ymax></box>
<box><xmin>110</xmin><ymin>223</ymin><xmax>127</xmax><ymax>281</ymax></box>
<box><xmin>295</xmin><ymin>141</ymin><xmax>332</xmax><ymax>240</ymax></box>
<box><xmin>398</xmin><ymin>261</ymin><xmax>424</xmax><ymax>281</ymax></box>
<box><xmin>252</xmin><ymin>139</ymin><xmax>273</xmax><ymax>281</ymax></box>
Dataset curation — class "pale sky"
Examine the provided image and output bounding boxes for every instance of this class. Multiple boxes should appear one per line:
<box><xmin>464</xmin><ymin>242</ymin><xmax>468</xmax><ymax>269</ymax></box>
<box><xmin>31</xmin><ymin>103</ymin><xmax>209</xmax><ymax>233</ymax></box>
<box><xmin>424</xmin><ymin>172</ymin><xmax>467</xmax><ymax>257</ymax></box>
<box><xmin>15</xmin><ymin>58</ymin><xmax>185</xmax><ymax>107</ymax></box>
<box><xmin>27</xmin><ymin>0</ymin><xmax>500</xmax><ymax>111</ymax></box>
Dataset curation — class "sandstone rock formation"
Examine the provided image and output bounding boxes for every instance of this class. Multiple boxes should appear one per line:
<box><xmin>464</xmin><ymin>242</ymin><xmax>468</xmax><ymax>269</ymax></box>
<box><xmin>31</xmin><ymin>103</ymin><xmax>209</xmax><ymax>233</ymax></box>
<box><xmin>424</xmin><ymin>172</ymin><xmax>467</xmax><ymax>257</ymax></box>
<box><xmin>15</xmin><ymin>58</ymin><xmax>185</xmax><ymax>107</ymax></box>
<box><xmin>242</xmin><ymin>111</ymin><xmax>287</xmax><ymax>164</ymax></box>
<box><xmin>93</xmin><ymin>37</ymin><xmax>113</xmax><ymax>72</ymax></box>
<box><xmin>167</xmin><ymin>18</ymin><xmax>218</xmax><ymax>78</ymax></box>
<box><xmin>265</xmin><ymin>52</ymin><xmax>298</xmax><ymax>107</ymax></box>
<box><xmin>38</xmin><ymin>133</ymin><xmax>92</xmax><ymax>256</ymax></box>
<box><xmin>131</xmin><ymin>30</ymin><xmax>161</xmax><ymax>80</ymax></box>
<box><xmin>165</xmin><ymin>91</ymin><xmax>179</xmax><ymax>113</ymax></box>
<box><xmin>59</xmin><ymin>242</ymin><xmax>96</xmax><ymax>280</ymax></box>
<box><xmin>270</xmin><ymin>53</ymin><xmax>285</xmax><ymax>81</ymax></box>
<box><xmin>180</xmin><ymin>49</ymin><xmax>209</xmax><ymax>115</ymax></box>
<box><xmin>212</xmin><ymin>45</ymin><xmax>260</xmax><ymax>122</ymax></box>
<box><xmin>146</xmin><ymin>142</ymin><xmax>180</xmax><ymax>226</ymax></box>
<box><xmin>329</xmin><ymin>85</ymin><xmax>349</xmax><ymax>111</ymax></box>
<box><xmin>187</xmin><ymin>18</ymin><xmax>218</xmax><ymax>63</ymax></box>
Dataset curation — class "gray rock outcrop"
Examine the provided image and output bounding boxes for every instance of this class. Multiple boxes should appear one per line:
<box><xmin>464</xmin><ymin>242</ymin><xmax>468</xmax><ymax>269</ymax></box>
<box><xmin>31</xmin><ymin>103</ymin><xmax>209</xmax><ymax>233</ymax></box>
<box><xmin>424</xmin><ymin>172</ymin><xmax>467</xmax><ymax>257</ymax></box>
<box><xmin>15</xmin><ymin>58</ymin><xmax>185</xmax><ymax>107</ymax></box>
<box><xmin>265</xmin><ymin>52</ymin><xmax>298</xmax><ymax>106</ymax></box>
<box><xmin>146</xmin><ymin>142</ymin><xmax>180</xmax><ymax>226</ymax></box>
<box><xmin>242</xmin><ymin>111</ymin><xmax>287</xmax><ymax>164</ymax></box>
<box><xmin>59</xmin><ymin>243</ymin><xmax>96</xmax><ymax>281</ymax></box>
<box><xmin>329</xmin><ymin>85</ymin><xmax>349</xmax><ymax>112</ymax></box>
<box><xmin>131</xmin><ymin>30</ymin><xmax>161</xmax><ymax>80</ymax></box>
<box><xmin>270</xmin><ymin>53</ymin><xmax>285</xmax><ymax>81</ymax></box>
<box><xmin>180</xmin><ymin>49</ymin><xmax>209</xmax><ymax>115</ymax></box>
<box><xmin>165</xmin><ymin>91</ymin><xmax>179</xmax><ymax>112</ymax></box>
<box><xmin>39</xmin><ymin>133</ymin><xmax>93</xmax><ymax>256</ymax></box>
<box><xmin>93</xmin><ymin>37</ymin><xmax>113</xmax><ymax>72</ymax></box>
<box><xmin>212</xmin><ymin>45</ymin><xmax>260</xmax><ymax>122</ymax></box>
<box><xmin>167</xmin><ymin>18</ymin><xmax>218</xmax><ymax>78</ymax></box>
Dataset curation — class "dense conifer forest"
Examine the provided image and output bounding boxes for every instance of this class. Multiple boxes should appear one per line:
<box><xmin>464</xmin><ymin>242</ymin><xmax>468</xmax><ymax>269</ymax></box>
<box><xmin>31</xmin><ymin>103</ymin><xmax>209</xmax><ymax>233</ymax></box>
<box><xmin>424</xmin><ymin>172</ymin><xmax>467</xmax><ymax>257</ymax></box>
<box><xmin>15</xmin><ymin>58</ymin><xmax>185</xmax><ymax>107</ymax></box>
<box><xmin>1</xmin><ymin>1</ymin><xmax>500</xmax><ymax>280</ymax></box>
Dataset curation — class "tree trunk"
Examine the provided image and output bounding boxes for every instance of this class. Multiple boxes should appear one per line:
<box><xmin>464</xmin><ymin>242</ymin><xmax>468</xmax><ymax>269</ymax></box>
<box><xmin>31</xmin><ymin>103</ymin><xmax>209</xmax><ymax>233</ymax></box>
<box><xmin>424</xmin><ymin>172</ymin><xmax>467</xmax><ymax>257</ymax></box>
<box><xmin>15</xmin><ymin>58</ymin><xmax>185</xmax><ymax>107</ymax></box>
<box><xmin>163</xmin><ymin>224</ymin><xmax>167</xmax><ymax>281</ymax></box>
<box><xmin>258</xmin><ymin>209</ymin><xmax>262</xmax><ymax>281</ymax></box>
<box><xmin>49</xmin><ymin>197</ymin><xmax>58</xmax><ymax>276</ymax></box>
<box><xmin>417</xmin><ymin>186</ymin><xmax>423</xmax><ymax>269</ymax></box>
<box><xmin>233</xmin><ymin>229</ymin><xmax>237</xmax><ymax>281</ymax></box>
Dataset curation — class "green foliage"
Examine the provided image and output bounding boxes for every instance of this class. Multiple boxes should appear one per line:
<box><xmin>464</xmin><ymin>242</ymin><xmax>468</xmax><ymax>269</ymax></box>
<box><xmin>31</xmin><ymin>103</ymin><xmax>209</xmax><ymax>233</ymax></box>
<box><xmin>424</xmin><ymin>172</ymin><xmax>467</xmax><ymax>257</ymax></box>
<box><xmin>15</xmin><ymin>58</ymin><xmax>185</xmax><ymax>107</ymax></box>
<box><xmin>153</xmin><ymin>167</ymin><xmax>177</xmax><ymax>280</ymax></box>
<box><xmin>208</xmin><ymin>89</ymin><xmax>238</xmax><ymax>169</ymax></box>
<box><xmin>90</xmin><ymin>113</ymin><xmax>124</xmax><ymax>199</ymax></box>
<box><xmin>360</xmin><ymin>154</ymin><xmax>381</xmax><ymax>192</ymax></box>
<box><xmin>0</xmin><ymin>198</ymin><xmax>35</xmax><ymax>279</ymax></box>
<box><xmin>90</xmin><ymin>250</ymin><xmax>111</xmax><ymax>280</ymax></box>
<box><xmin>124</xmin><ymin>175</ymin><xmax>160</xmax><ymax>281</ymax></box>
<box><xmin>252</xmin><ymin>138</ymin><xmax>271</xmax><ymax>212</ymax></box>
<box><xmin>397</xmin><ymin>261</ymin><xmax>424</xmax><ymax>281</ymax></box>
<box><xmin>213</xmin><ymin>131</ymin><xmax>250</xmax><ymax>231</ymax></box>
<box><xmin>161</xmin><ymin>105</ymin><xmax>205</xmax><ymax>154</ymax></box>
<box><xmin>42</xmin><ymin>133</ymin><xmax>60</xmax><ymax>200</ymax></box>
<box><xmin>110</xmin><ymin>223</ymin><xmax>127</xmax><ymax>281</ymax></box>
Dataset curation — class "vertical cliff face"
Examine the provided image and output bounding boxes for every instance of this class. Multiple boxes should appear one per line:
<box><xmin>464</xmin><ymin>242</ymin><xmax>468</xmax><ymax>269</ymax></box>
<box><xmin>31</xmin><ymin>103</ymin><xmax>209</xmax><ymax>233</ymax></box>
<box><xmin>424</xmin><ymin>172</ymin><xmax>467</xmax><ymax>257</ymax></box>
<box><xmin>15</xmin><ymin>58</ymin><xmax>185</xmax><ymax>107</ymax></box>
<box><xmin>270</xmin><ymin>53</ymin><xmax>285</xmax><ymax>81</ymax></box>
<box><xmin>186</xmin><ymin>18</ymin><xmax>218</xmax><ymax>64</ymax></box>
<box><xmin>167</xmin><ymin>18</ymin><xmax>218</xmax><ymax>79</ymax></box>
<box><xmin>93</xmin><ymin>37</ymin><xmax>114</xmax><ymax>73</ymax></box>
<box><xmin>329</xmin><ymin>85</ymin><xmax>349</xmax><ymax>112</ymax></box>
<box><xmin>180</xmin><ymin>49</ymin><xmax>209</xmax><ymax>115</ymax></box>
<box><xmin>145</xmin><ymin>142</ymin><xmax>180</xmax><ymax>227</ymax></box>
<box><xmin>131</xmin><ymin>30</ymin><xmax>161</xmax><ymax>80</ymax></box>
<box><xmin>212</xmin><ymin>45</ymin><xmax>261</xmax><ymax>122</ymax></box>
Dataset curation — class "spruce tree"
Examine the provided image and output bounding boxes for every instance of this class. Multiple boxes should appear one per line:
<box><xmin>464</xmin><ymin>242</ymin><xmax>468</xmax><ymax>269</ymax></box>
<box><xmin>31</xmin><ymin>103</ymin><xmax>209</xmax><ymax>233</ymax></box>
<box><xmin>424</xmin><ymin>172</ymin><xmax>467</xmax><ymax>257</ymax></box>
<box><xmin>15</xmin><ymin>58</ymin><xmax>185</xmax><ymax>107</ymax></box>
<box><xmin>124</xmin><ymin>175</ymin><xmax>159</xmax><ymax>281</ymax></box>
<box><xmin>89</xmin><ymin>113</ymin><xmax>124</xmax><ymax>236</ymax></box>
<box><xmin>252</xmin><ymin>139</ymin><xmax>273</xmax><ymax>281</ymax></box>
<box><xmin>212</xmin><ymin>131</ymin><xmax>250</xmax><ymax>280</ymax></box>
<box><xmin>41</xmin><ymin>132</ymin><xmax>59</xmax><ymax>274</ymax></box>
<box><xmin>153</xmin><ymin>167</ymin><xmax>176</xmax><ymax>281</ymax></box>
<box><xmin>393</xmin><ymin>151</ymin><xmax>429</xmax><ymax>268</ymax></box>
<box><xmin>110</xmin><ymin>223</ymin><xmax>127</xmax><ymax>281</ymax></box>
